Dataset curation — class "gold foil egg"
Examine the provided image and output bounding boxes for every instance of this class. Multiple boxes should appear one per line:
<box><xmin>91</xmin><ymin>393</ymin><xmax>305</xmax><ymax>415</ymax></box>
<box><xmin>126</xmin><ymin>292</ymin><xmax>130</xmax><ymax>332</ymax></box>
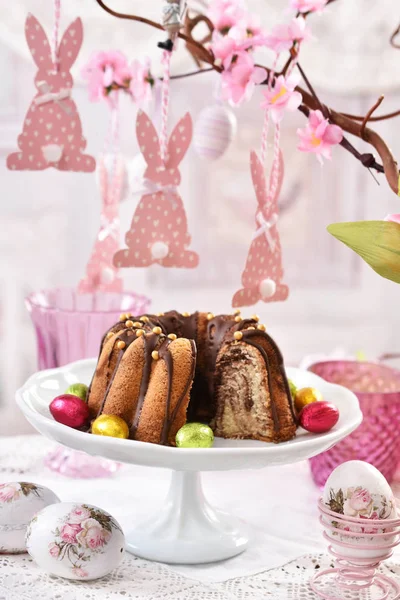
<box><xmin>92</xmin><ymin>415</ymin><xmax>129</xmax><ymax>439</ymax></box>
<box><xmin>294</xmin><ymin>386</ymin><xmax>323</xmax><ymax>413</ymax></box>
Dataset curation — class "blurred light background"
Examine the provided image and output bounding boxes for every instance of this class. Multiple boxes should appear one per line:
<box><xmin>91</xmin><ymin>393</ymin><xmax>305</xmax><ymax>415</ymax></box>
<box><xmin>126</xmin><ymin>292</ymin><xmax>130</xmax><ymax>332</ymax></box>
<box><xmin>1</xmin><ymin>0</ymin><xmax>400</xmax><ymax>434</ymax></box>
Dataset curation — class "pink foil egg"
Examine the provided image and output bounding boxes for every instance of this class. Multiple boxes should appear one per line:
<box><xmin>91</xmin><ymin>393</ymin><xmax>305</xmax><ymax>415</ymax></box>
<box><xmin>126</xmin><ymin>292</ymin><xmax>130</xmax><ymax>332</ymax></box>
<box><xmin>299</xmin><ymin>401</ymin><xmax>339</xmax><ymax>433</ymax></box>
<box><xmin>50</xmin><ymin>394</ymin><xmax>90</xmax><ymax>429</ymax></box>
<box><xmin>193</xmin><ymin>105</ymin><xmax>237</xmax><ymax>161</ymax></box>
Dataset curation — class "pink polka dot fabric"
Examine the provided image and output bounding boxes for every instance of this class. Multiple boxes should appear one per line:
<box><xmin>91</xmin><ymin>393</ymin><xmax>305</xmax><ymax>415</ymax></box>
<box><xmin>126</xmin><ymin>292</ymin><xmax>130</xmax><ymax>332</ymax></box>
<box><xmin>78</xmin><ymin>156</ymin><xmax>124</xmax><ymax>294</ymax></box>
<box><xmin>232</xmin><ymin>150</ymin><xmax>289</xmax><ymax>307</ymax></box>
<box><xmin>6</xmin><ymin>14</ymin><xmax>95</xmax><ymax>173</ymax></box>
<box><xmin>114</xmin><ymin>110</ymin><xmax>199</xmax><ymax>269</ymax></box>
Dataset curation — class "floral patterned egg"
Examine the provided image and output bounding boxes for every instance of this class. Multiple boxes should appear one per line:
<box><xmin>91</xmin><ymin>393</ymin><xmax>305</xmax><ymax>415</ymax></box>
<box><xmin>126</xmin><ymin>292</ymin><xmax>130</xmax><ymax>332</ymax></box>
<box><xmin>322</xmin><ymin>461</ymin><xmax>397</xmax><ymax>561</ymax></box>
<box><xmin>0</xmin><ymin>482</ymin><xmax>60</xmax><ymax>554</ymax></box>
<box><xmin>26</xmin><ymin>502</ymin><xmax>125</xmax><ymax>580</ymax></box>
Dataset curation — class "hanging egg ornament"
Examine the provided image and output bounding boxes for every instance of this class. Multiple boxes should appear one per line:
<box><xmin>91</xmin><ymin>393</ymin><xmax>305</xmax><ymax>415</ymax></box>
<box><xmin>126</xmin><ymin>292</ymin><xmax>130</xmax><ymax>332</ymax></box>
<box><xmin>65</xmin><ymin>383</ymin><xmax>88</xmax><ymax>402</ymax></box>
<box><xmin>294</xmin><ymin>386</ymin><xmax>323</xmax><ymax>413</ymax></box>
<box><xmin>92</xmin><ymin>415</ymin><xmax>129</xmax><ymax>439</ymax></box>
<box><xmin>26</xmin><ymin>502</ymin><xmax>125</xmax><ymax>580</ymax></box>
<box><xmin>176</xmin><ymin>423</ymin><xmax>214</xmax><ymax>448</ymax></box>
<box><xmin>299</xmin><ymin>401</ymin><xmax>339</xmax><ymax>433</ymax></box>
<box><xmin>50</xmin><ymin>395</ymin><xmax>90</xmax><ymax>429</ymax></box>
<box><xmin>193</xmin><ymin>105</ymin><xmax>237</xmax><ymax>161</ymax></box>
<box><xmin>0</xmin><ymin>483</ymin><xmax>59</xmax><ymax>554</ymax></box>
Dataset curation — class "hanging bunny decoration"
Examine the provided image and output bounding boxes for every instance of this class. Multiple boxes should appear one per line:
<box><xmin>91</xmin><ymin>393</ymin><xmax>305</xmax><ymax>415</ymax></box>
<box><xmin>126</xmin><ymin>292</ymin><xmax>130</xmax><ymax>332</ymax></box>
<box><xmin>113</xmin><ymin>110</ymin><xmax>199</xmax><ymax>269</ymax></box>
<box><xmin>78</xmin><ymin>156</ymin><xmax>124</xmax><ymax>293</ymax></box>
<box><xmin>7</xmin><ymin>14</ymin><xmax>95</xmax><ymax>172</ymax></box>
<box><xmin>232</xmin><ymin>150</ymin><xmax>288</xmax><ymax>307</ymax></box>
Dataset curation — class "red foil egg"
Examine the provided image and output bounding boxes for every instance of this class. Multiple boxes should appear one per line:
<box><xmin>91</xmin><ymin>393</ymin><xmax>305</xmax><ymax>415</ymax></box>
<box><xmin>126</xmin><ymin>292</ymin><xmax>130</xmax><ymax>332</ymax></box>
<box><xmin>299</xmin><ymin>401</ymin><xmax>339</xmax><ymax>433</ymax></box>
<box><xmin>50</xmin><ymin>394</ymin><xmax>90</xmax><ymax>429</ymax></box>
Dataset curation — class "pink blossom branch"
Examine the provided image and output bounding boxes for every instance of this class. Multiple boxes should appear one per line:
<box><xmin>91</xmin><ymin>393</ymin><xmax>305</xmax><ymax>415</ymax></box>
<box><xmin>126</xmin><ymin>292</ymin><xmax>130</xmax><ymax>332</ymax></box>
<box><xmin>94</xmin><ymin>0</ymin><xmax>400</xmax><ymax>195</ymax></box>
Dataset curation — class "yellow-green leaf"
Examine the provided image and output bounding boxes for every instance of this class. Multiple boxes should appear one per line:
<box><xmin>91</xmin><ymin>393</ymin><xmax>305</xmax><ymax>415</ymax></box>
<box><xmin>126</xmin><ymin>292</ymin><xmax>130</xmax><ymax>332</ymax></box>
<box><xmin>327</xmin><ymin>220</ymin><xmax>400</xmax><ymax>284</ymax></box>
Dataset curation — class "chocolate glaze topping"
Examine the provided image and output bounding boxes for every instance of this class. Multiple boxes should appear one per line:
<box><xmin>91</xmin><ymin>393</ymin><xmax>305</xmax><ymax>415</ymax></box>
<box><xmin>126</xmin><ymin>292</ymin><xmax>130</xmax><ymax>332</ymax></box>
<box><xmin>90</xmin><ymin>311</ymin><xmax>295</xmax><ymax>444</ymax></box>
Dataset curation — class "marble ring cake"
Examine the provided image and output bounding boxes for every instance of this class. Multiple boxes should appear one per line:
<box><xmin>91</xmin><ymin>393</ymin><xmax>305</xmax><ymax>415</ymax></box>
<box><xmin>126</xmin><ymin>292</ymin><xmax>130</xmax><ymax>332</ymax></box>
<box><xmin>87</xmin><ymin>311</ymin><xmax>297</xmax><ymax>445</ymax></box>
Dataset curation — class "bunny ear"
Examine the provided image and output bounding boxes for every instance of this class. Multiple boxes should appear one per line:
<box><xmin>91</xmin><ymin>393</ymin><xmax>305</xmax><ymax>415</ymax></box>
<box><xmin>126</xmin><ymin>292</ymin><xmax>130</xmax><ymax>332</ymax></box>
<box><xmin>250</xmin><ymin>150</ymin><xmax>268</xmax><ymax>209</ymax></box>
<box><xmin>58</xmin><ymin>18</ymin><xmax>83</xmax><ymax>71</ymax></box>
<box><xmin>25</xmin><ymin>14</ymin><xmax>52</xmax><ymax>70</ymax></box>
<box><xmin>167</xmin><ymin>113</ymin><xmax>193</xmax><ymax>168</ymax></box>
<box><xmin>136</xmin><ymin>110</ymin><xmax>162</xmax><ymax>167</ymax></box>
<box><xmin>267</xmin><ymin>150</ymin><xmax>284</xmax><ymax>206</ymax></box>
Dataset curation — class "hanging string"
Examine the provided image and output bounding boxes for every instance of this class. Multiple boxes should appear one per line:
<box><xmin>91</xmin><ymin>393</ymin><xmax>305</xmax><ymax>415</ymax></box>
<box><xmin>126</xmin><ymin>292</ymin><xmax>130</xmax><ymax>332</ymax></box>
<box><xmin>52</xmin><ymin>0</ymin><xmax>61</xmax><ymax>71</ymax></box>
<box><xmin>268</xmin><ymin>122</ymin><xmax>281</xmax><ymax>202</ymax></box>
<box><xmin>260</xmin><ymin>55</ymin><xmax>278</xmax><ymax>166</ymax></box>
<box><xmin>160</xmin><ymin>50</ymin><xmax>172</xmax><ymax>161</ymax></box>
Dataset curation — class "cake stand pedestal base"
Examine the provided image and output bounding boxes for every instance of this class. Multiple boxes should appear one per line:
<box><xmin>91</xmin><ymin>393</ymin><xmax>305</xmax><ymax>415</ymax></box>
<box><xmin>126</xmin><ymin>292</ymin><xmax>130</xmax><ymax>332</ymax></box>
<box><xmin>126</xmin><ymin>471</ymin><xmax>248</xmax><ymax>564</ymax></box>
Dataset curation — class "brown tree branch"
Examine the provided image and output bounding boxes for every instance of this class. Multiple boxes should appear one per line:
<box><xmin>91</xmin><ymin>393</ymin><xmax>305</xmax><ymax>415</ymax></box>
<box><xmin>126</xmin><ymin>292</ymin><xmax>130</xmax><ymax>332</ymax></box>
<box><xmin>94</xmin><ymin>0</ymin><xmax>400</xmax><ymax>195</ymax></box>
<box><xmin>391</xmin><ymin>23</ymin><xmax>400</xmax><ymax>48</ymax></box>
<box><xmin>360</xmin><ymin>95</ymin><xmax>384</xmax><ymax>139</ymax></box>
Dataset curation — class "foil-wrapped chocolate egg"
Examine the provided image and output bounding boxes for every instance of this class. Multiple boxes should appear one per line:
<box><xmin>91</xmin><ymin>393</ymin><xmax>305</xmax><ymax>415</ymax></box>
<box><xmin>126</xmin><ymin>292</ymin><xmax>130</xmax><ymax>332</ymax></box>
<box><xmin>299</xmin><ymin>401</ymin><xmax>339</xmax><ymax>433</ymax></box>
<box><xmin>92</xmin><ymin>415</ymin><xmax>129</xmax><ymax>439</ymax></box>
<box><xmin>26</xmin><ymin>502</ymin><xmax>125</xmax><ymax>580</ymax></box>
<box><xmin>50</xmin><ymin>395</ymin><xmax>90</xmax><ymax>429</ymax></box>
<box><xmin>0</xmin><ymin>482</ymin><xmax>59</xmax><ymax>553</ymax></box>
<box><xmin>176</xmin><ymin>423</ymin><xmax>214</xmax><ymax>448</ymax></box>
<box><xmin>294</xmin><ymin>386</ymin><xmax>323</xmax><ymax>413</ymax></box>
<box><xmin>65</xmin><ymin>383</ymin><xmax>88</xmax><ymax>402</ymax></box>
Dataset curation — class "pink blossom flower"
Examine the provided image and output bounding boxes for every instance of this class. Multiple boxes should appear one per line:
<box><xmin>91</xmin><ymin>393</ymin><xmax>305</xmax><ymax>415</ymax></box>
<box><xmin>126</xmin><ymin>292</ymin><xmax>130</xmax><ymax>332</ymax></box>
<box><xmin>207</xmin><ymin>0</ymin><xmax>245</xmax><ymax>33</ymax></box>
<box><xmin>81</xmin><ymin>51</ymin><xmax>130</xmax><ymax>106</ymax></box>
<box><xmin>290</xmin><ymin>0</ymin><xmax>328</xmax><ymax>13</ymax></box>
<box><xmin>0</xmin><ymin>483</ymin><xmax>21</xmax><ymax>503</ymax></box>
<box><xmin>241</xmin><ymin>12</ymin><xmax>264</xmax><ymax>37</ymax></box>
<box><xmin>76</xmin><ymin>518</ymin><xmax>111</xmax><ymax>550</ymax></box>
<box><xmin>297</xmin><ymin>109</ymin><xmax>343</xmax><ymax>162</ymax></box>
<box><xmin>261</xmin><ymin>73</ymin><xmax>302</xmax><ymax>122</ymax></box>
<box><xmin>221</xmin><ymin>52</ymin><xmax>267</xmax><ymax>105</ymax></box>
<box><xmin>129</xmin><ymin>58</ymin><xmax>153</xmax><ymax>105</ymax></box>
<box><xmin>49</xmin><ymin>543</ymin><xmax>61</xmax><ymax>558</ymax></box>
<box><xmin>264</xmin><ymin>17</ymin><xmax>311</xmax><ymax>53</ymax></box>
<box><xmin>384</xmin><ymin>214</ymin><xmax>400</xmax><ymax>224</ymax></box>
<box><xmin>60</xmin><ymin>523</ymin><xmax>82</xmax><ymax>544</ymax></box>
<box><xmin>71</xmin><ymin>567</ymin><xmax>89</xmax><ymax>578</ymax></box>
<box><xmin>69</xmin><ymin>507</ymin><xmax>92</xmax><ymax>525</ymax></box>
<box><xmin>211</xmin><ymin>32</ymin><xmax>242</xmax><ymax>69</ymax></box>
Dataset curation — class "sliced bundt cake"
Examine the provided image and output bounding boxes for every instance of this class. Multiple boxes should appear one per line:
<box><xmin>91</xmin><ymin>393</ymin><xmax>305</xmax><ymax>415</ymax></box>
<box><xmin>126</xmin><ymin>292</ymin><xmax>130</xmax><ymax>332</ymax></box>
<box><xmin>87</xmin><ymin>311</ymin><xmax>297</xmax><ymax>445</ymax></box>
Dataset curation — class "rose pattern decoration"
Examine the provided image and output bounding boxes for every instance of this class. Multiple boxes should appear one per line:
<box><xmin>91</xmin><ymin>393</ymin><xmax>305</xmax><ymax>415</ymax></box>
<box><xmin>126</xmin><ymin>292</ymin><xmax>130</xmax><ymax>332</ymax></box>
<box><xmin>45</xmin><ymin>504</ymin><xmax>121</xmax><ymax>578</ymax></box>
<box><xmin>326</xmin><ymin>487</ymin><xmax>395</xmax><ymax>536</ymax></box>
<box><xmin>0</xmin><ymin>482</ymin><xmax>41</xmax><ymax>503</ymax></box>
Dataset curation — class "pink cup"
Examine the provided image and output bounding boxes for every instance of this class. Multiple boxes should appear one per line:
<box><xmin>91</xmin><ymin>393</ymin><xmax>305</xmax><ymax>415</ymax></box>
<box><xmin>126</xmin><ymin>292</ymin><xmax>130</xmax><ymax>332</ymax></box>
<box><xmin>308</xmin><ymin>360</ymin><xmax>400</xmax><ymax>488</ymax></box>
<box><xmin>26</xmin><ymin>287</ymin><xmax>151</xmax><ymax>368</ymax></box>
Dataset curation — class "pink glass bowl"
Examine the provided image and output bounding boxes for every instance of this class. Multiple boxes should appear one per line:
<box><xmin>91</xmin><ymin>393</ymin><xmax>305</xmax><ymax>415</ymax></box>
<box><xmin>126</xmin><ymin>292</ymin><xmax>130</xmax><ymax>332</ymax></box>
<box><xmin>26</xmin><ymin>288</ymin><xmax>151</xmax><ymax>369</ymax></box>
<box><xmin>308</xmin><ymin>360</ymin><xmax>400</xmax><ymax>488</ymax></box>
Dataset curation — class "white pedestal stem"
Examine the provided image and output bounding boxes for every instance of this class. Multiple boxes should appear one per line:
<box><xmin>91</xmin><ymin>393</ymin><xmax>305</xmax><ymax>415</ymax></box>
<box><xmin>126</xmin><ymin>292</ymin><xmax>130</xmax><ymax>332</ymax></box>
<box><xmin>126</xmin><ymin>470</ymin><xmax>248</xmax><ymax>564</ymax></box>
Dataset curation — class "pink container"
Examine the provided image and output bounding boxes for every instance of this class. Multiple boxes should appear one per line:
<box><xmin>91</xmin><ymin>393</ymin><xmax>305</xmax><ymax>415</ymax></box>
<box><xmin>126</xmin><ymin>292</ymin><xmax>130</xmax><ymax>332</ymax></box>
<box><xmin>308</xmin><ymin>361</ymin><xmax>400</xmax><ymax>488</ymax></box>
<box><xmin>26</xmin><ymin>288</ymin><xmax>151</xmax><ymax>368</ymax></box>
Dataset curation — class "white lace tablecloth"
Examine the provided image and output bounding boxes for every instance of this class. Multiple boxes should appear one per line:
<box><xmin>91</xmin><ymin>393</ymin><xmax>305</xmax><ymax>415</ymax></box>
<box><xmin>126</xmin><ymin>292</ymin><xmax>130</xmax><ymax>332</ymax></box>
<box><xmin>1</xmin><ymin>436</ymin><xmax>400</xmax><ymax>599</ymax></box>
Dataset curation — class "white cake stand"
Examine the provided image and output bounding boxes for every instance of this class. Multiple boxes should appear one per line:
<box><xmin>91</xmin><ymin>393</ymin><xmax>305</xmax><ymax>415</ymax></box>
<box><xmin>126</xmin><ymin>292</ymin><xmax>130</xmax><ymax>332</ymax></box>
<box><xmin>16</xmin><ymin>358</ymin><xmax>362</xmax><ymax>564</ymax></box>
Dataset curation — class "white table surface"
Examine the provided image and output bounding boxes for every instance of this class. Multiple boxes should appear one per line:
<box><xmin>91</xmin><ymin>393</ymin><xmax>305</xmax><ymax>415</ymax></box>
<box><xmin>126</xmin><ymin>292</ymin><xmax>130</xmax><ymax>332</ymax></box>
<box><xmin>0</xmin><ymin>435</ymin><xmax>399</xmax><ymax>598</ymax></box>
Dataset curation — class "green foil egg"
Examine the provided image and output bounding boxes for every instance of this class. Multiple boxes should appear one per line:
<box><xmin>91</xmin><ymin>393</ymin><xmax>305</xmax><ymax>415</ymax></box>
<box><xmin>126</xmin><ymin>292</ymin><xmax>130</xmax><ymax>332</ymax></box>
<box><xmin>288</xmin><ymin>379</ymin><xmax>297</xmax><ymax>400</ymax></box>
<box><xmin>175</xmin><ymin>423</ymin><xmax>214</xmax><ymax>448</ymax></box>
<box><xmin>65</xmin><ymin>383</ymin><xmax>89</xmax><ymax>402</ymax></box>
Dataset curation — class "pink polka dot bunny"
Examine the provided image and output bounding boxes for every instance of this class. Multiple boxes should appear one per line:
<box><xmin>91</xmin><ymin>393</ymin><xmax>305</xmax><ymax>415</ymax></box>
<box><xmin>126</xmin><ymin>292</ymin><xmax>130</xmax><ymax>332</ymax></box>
<box><xmin>232</xmin><ymin>150</ymin><xmax>289</xmax><ymax>307</ymax></box>
<box><xmin>114</xmin><ymin>110</ymin><xmax>199</xmax><ymax>269</ymax></box>
<box><xmin>7</xmin><ymin>14</ymin><xmax>95</xmax><ymax>172</ymax></box>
